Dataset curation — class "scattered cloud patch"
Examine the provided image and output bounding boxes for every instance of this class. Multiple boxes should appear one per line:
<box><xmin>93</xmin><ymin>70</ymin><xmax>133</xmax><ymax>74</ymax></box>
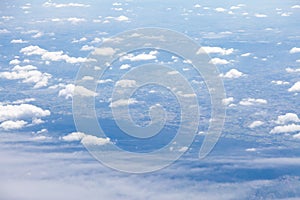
<box><xmin>120</xmin><ymin>51</ymin><xmax>158</xmax><ymax>62</ymax></box>
<box><xmin>11</xmin><ymin>39</ymin><xmax>28</xmax><ymax>44</ymax></box>
<box><xmin>58</xmin><ymin>84</ymin><xmax>97</xmax><ymax>99</ymax></box>
<box><xmin>61</xmin><ymin>132</ymin><xmax>111</xmax><ymax>145</ymax></box>
<box><xmin>275</xmin><ymin>113</ymin><xmax>300</xmax><ymax>124</ymax></box>
<box><xmin>270</xmin><ymin>124</ymin><xmax>300</xmax><ymax>134</ymax></box>
<box><xmin>116</xmin><ymin>79</ymin><xmax>137</xmax><ymax>88</ymax></box>
<box><xmin>271</xmin><ymin>80</ymin><xmax>289</xmax><ymax>85</ymax></box>
<box><xmin>254</xmin><ymin>13</ymin><xmax>267</xmax><ymax>18</ymax></box>
<box><xmin>198</xmin><ymin>46</ymin><xmax>234</xmax><ymax>55</ymax></box>
<box><xmin>239</xmin><ymin>98</ymin><xmax>267</xmax><ymax>106</ymax></box>
<box><xmin>288</xmin><ymin>81</ymin><xmax>300</xmax><ymax>92</ymax></box>
<box><xmin>220</xmin><ymin>69</ymin><xmax>245</xmax><ymax>79</ymax></box>
<box><xmin>43</xmin><ymin>1</ymin><xmax>90</xmax><ymax>8</ymax></box>
<box><xmin>92</xmin><ymin>47</ymin><xmax>116</xmax><ymax>56</ymax></box>
<box><xmin>209</xmin><ymin>58</ymin><xmax>230</xmax><ymax>65</ymax></box>
<box><xmin>222</xmin><ymin>97</ymin><xmax>234</xmax><ymax>106</ymax></box>
<box><xmin>109</xmin><ymin>98</ymin><xmax>138</xmax><ymax>108</ymax></box>
<box><xmin>248</xmin><ymin>121</ymin><xmax>264</xmax><ymax>129</ymax></box>
<box><xmin>290</xmin><ymin>47</ymin><xmax>300</xmax><ymax>54</ymax></box>
<box><xmin>0</xmin><ymin>120</ymin><xmax>27</xmax><ymax>130</ymax></box>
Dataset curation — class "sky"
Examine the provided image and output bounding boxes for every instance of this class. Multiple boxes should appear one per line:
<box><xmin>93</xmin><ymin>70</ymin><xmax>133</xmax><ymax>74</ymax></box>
<box><xmin>1</xmin><ymin>0</ymin><xmax>300</xmax><ymax>199</ymax></box>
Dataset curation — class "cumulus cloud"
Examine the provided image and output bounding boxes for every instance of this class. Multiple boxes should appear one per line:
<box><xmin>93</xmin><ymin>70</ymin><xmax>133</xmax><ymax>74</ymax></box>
<box><xmin>220</xmin><ymin>69</ymin><xmax>245</xmax><ymax>79</ymax></box>
<box><xmin>215</xmin><ymin>7</ymin><xmax>226</xmax><ymax>12</ymax></box>
<box><xmin>105</xmin><ymin>15</ymin><xmax>130</xmax><ymax>22</ymax></box>
<box><xmin>58</xmin><ymin>84</ymin><xmax>97</xmax><ymax>99</ymax></box>
<box><xmin>20</xmin><ymin>45</ymin><xmax>93</xmax><ymax>64</ymax></box>
<box><xmin>109</xmin><ymin>98</ymin><xmax>138</xmax><ymax>108</ymax></box>
<box><xmin>292</xmin><ymin>5</ymin><xmax>300</xmax><ymax>9</ymax></box>
<box><xmin>209</xmin><ymin>58</ymin><xmax>230</xmax><ymax>65</ymax></box>
<box><xmin>222</xmin><ymin>97</ymin><xmax>234</xmax><ymax>106</ymax></box>
<box><xmin>120</xmin><ymin>64</ymin><xmax>131</xmax><ymax>70</ymax></box>
<box><xmin>61</xmin><ymin>132</ymin><xmax>111</xmax><ymax>145</ymax></box>
<box><xmin>11</xmin><ymin>39</ymin><xmax>28</xmax><ymax>44</ymax></box>
<box><xmin>270</xmin><ymin>124</ymin><xmax>300</xmax><ymax>134</ymax></box>
<box><xmin>241</xmin><ymin>53</ymin><xmax>251</xmax><ymax>57</ymax></box>
<box><xmin>0</xmin><ymin>65</ymin><xmax>51</xmax><ymax>88</ymax></box>
<box><xmin>197</xmin><ymin>46</ymin><xmax>234</xmax><ymax>55</ymax></box>
<box><xmin>43</xmin><ymin>1</ymin><xmax>90</xmax><ymax>8</ymax></box>
<box><xmin>275</xmin><ymin>113</ymin><xmax>300</xmax><ymax>124</ymax></box>
<box><xmin>254</xmin><ymin>13</ymin><xmax>267</xmax><ymax>18</ymax></box>
<box><xmin>115</xmin><ymin>79</ymin><xmax>137</xmax><ymax>87</ymax></box>
<box><xmin>92</xmin><ymin>47</ymin><xmax>116</xmax><ymax>56</ymax></box>
<box><xmin>290</xmin><ymin>47</ymin><xmax>300</xmax><ymax>54</ymax></box>
<box><xmin>248</xmin><ymin>121</ymin><xmax>264</xmax><ymax>129</ymax></box>
<box><xmin>288</xmin><ymin>81</ymin><xmax>300</xmax><ymax>92</ymax></box>
<box><xmin>0</xmin><ymin>120</ymin><xmax>27</xmax><ymax>130</ymax></box>
<box><xmin>293</xmin><ymin>132</ymin><xmax>300</xmax><ymax>139</ymax></box>
<box><xmin>120</xmin><ymin>51</ymin><xmax>158</xmax><ymax>62</ymax></box>
<box><xmin>9</xmin><ymin>59</ymin><xmax>21</xmax><ymax>65</ymax></box>
<box><xmin>286</xmin><ymin>67</ymin><xmax>300</xmax><ymax>73</ymax></box>
<box><xmin>239</xmin><ymin>98</ymin><xmax>267</xmax><ymax>106</ymax></box>
<box><xmin>80</xmin><ymin>45</ymin><xmax>94</xmax><ymax>51</ymax></box>
<box><xmin>271</xmin><ymin>80</ymin><xmax>289</xmax><ymax>85</ymax></box>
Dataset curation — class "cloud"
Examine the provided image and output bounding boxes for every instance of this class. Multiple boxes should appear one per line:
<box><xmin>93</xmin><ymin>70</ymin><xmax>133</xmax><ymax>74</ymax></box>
<box><xmin>105</xmin><ymin>15</ymin><xmax>130</xmax><ymax>22</ymax></box>
<box><xmin>293</xmin><ymin>133</ymin><xmax>300</xmax><ymax>139</ymax></box>
<box><xmin>254</xmin><ymin>13</ymin><xmax>267</xmax><ymax>18</ymax></box>
<box><xmin>292</xmin><ymin>5</ymin><xmax>300</xmax><ymax>9</ymax></box>
<box><xmin>290</xmin><ymin>47</ymin><xmax>300</xmax><ymax>54</ymax></box>
<box><xmin>58</xmin><ymin>84</ymin><xmax>97</xmax><ymax>99</ymax></box>
<box><xmin>0</xmin><ymin>120</ymin><xmax>27</xmax><ymax>130</ymax></box>
<box><xmin>120</xmin><ymin>51</ymin><xmax>158</xmax><ymax>62</ymax></box>
<box><xmin>271</xmin><ymin>80</ymin><xmax>289</xmax><ymax>85</ymax></box>
<box><xmin>215</xmin><ymin>7</ymin><xmax>226</xmax><ymax>12</ymax></box>
<box><xmin>0</xmin><ymin>29</ymin><xmax>10</xmax><ymax>34</ymax></box>
<box><xmin>61</xmin><ymin>132</ymin><xmax>111</xmax><ymax>145</ymax></box>
<box><xmin>92</xmin><ymin>47</ymin><xmax>116</xmax><ymax>56</ymax></box>
<box><xmin>115</xmin><ymin>79</ymin><xmax>137</xmax><ymax>87</ymax></box>
<box><xmin>248</xmin><ymin>121</ymin><xmax>264</xmax><ymax>129</ymax></box>
<box><xmin>222</xmin><ymin>97</ymin><xmax>234</xmax><ymax>106</ymax></box>
<box><xmin>209</xmin><ymin>58</ymin><xmax>230</xmax><ymax>65</ymax></box>
<box><xmin>120</xmin><ymin>64</ymin><xmax>131</xmax><ymax>70</ymax></box>
<box><xmin>109</xmin><ymin>98</ymin><xmax>138</xmax><ymax>108</ymax></box>
<box><xmin>288</xmin><ymin>81</ymin><xmax>300</xmax><ymax>92</ymax></box>
<box><xmin>198</xmin><ymin>46</ymin><xmax>234</xmax><ymax>55</ymax></box>
<box><xmin>270</xmin><ymin>124</ymin><xmax>300</xmax><ymax>134</ymax></box>
<box><xmin>11</xmin><ymin>39</ymin><xmax>28</xmax><ymax>44</ymax></box>
<box><xmin>80</xmin><ymin>45</ymin><xmax>94</xmax><ymax>51</ymax></box>
<box><xmin>286</xmin><ymin>67</ymin><xmax>300</xmax><ymax>73</ymax></box>
<box><xmin>0</xmin><ymin>103</ymin><xmax>50</xmax><ymax>130</ymax></box>
<box><xmin>43</xmin><ymin>1</ymin><xmax>90</xmax><ymax>8</ymax></box>
<box><xmin>275</xmin><ymin>113</ymin><xmax>300</xmax><ymax>124</ymax></box>
<box><xmin>9</xmin><ymin>59</ymin><xmax>21</xmax><ymax>65</ymax></box>
<box><xmin>20</xmin><ymin>45</ymin><xmax>93</xmax><ymax>64</ymax></box>
<box><xmin>220</xmin><ymin>69</ymin><xmax>245</xmax><ymax>78</ymax></box>
<box><xmin>0</xmin><ymin>65</ymin><xmax>52</xmax><ymax>88</ymax></box>
<box><xmin>241</xmin><ymin>53</ymin><xmax>251</xmax><ymax>57</ymax></box>
<box><xmin>239</xmin><ymin>98</ymin><xmax>267</xmax><ymax>106</ymax></box>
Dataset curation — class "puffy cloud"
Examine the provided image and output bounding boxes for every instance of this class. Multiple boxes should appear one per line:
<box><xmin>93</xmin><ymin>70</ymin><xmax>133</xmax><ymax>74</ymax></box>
<box><xmin>286</xmin><ymin>67</ymin><xmax>300</xmax><ymax>73</ymax></box>
<box><xmin>43</xmin><ymin>1</ymin><xmax>90</xmax><ymax>8</ymax></box>
<box><xmin>0</xmin><ymin>120</ymin><xmax>27</xmax><ymax>130</ymax></box>
<box><xmin>198</xmin><ymin>46</ymin><xmax>234</xmax><ymax>55</ymax></box>
<box><xmin>222</xmin><ymin>97</ymin><xmax>234</xmax><ymax>106</ymax></box>
<box><xmin>31</xmin><ymin>135</ymin><xmax>52</xmax><ymax>141</ymax></box>
<box><xmin>220</xmin><ymin>69</ymin><xmax>245</xmax><ymax>78</ymax></box>
<box><xmin>120</xmin><ymin>51</ymin><xmax>158</xmax><ymax>62</ymax></box>
<box><xmin>241</xmin><ymin>53</ymin><xmax>251</xmax><ymax>57</ymax></box>
<box><xmin>0</xmin><ymin>29</ymin><xmax>10</xmax><ymax>34</ymax></box>
<box><xmin>270</xmin><ymin>124</ymin><xmax>300</xmax><ymax>134</ymax></box>
<box><xmin>215</xmin><ymin>7</ymin><xmax>226</xmax><ymax>12</ymax></box>
<box><xmin>58</xmin><ymin>84</ymin><xmax>97</xmax><ymax>99</ymax></box>
<box><xmin>209</xmin><ymin>58</ymin><xmax>230</xmax><ymax>65</ymax></box>
<box><xmin>92</xmin><ymin>47</ymin><xmax>116</xmax><ymax>56</ymax></box>
<box><xmin>254</xmin><ymin>13</ymin><xmax>267</xmax><ymax>18</ymax></box>
<box><xmin>9</xmin><ymin>59</ymin><xmax>21</xmax><ymax>65</ymax></box>
<box><xmin>109</xmin><ymin>98</ymin><xmax>138</xmax><ymax>108</ymax></box>
<box><xmin>293</xmin><ymin>133</ymin><xmax>300</xmax><ymax>139</ymax></box>
<box><xmin>105</xmin><ymin>15</ymin><xmax>130</xmax><ymax>22</ymax></box>
<box><xmin>116</xmin><ymin>79</ymin><xmax>137</xmax><ymax>87</ymax></box>
<box><xmin>120</xmin><ymin>64</ymin><xmax>131</xmax><ymax>70</ymax></box>
<box><xmin>275</xmin><ymin>113</ymin><xmax>300</xmax><ymax>124</ymax></box>
<box><xmin>61</xmin><ymin>132</ymin><xmax>111</xmax><ymax>145</ymax></box>
<box><xmin>290</xmin><ymin>47</ymin><xmax>300</xmax><ymax>54</ymax></box>
<box><xmin>10</xmin><ymin>39</ymin><xmax>28</xmax><ymax>44</ymax></box>
<box><xmin>80</xmin><ymin>45</ymin><xmax>94</xmax><ymax>51</ymax></box>
<box><xmin>0</xmin><ymin>65</ymin><xmax>51</xmax><ymax>88</ymax></box>
<box><xmin>292</xmin><ymin>5</ymin><xmax>300</xmax><ymax>9</ymax></box>
<box><xmin>20</xmin><ymin>45</ymin><xmax>92</xmax><ymax>64</ymax></box>
<box><xmin>271</xmin><ymin>80</ymin><xmax>289</xmax><ymax>85</ymax></box>
<box><xmin>239</xmin><ymin>98</ymin><xmax>267</xmax><ymax>106</ymax></box>
<box><xmin>248</xmin><ymin>121</ymin><xmax>264</xmax><ymax>129</ymax></box>
<box><xmin>288</xmin><ymin>81</ymin><xmax>300</xmax><ymax>92</ymax></box>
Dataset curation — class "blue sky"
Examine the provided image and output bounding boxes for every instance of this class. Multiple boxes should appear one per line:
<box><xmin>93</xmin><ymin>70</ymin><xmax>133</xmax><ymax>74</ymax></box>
<box><xmin>1</xmin><ymin>0</ymin><xmax>300</xmax><ymax>199</ymax></box>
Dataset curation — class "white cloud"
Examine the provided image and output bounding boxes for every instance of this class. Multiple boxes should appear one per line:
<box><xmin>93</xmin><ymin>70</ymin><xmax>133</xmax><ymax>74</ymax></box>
<box><xmin>239</xmin><ymin>98</ymin><xmax>267</xmax><ymax>106</ymax></box>
<box><xmin>220</xmin><ymin>69</ymin><xmax>245</xmax><ymax>79</ymax></box>
<box><xmin>270</xmin><ymin>124</ymin><xmax>300</xmax><ymax>134</ymax></box>
<box><xmin>215</xmin><ymin>7</ymin><xmax>226</xmax><ymax>12</ymax></box>
<box><xmin>120</xmin><ymin>51</ymin><xmax>158</xmax><ymax>62</ymax></box>
<box><xmin>11</xmin><ymin>39</ymin><xmax>28</xmax><ymax>44</ymax></box>
<box><xmin>20</xmin><ymin>45</ymin><xmax>92</xmax><ymax>64</ymax></box>
<box><xmin>194</xmin><ymin>4</ymin><xmax>201</xmax><ymax>8</ymax></box>
<box><xmin>271</xmin><ymin>80</ymin><xmax>289</xmax><ymax>85</ymax></box>
<box><xmin>32</xmin><ymin>32</ymin><xmax>43</xmax><ymax>38</ymax></box>
<box><xmin>0</xmin><ymin>65</ymin><xmax>52</xmax><ymax>88</ymax></box>
<box><xmin>0</xmin><ymin>120</ymin><xmax>27</xmax><ymax>130</ymax></box>
<box><xmin>120</xmin><ymin>64</ymin><xmax>131</xmax><ymax>70</ymax></box>
<box><xmin>61</xmin><ymin>132</ymin><xmax>111</xmax><ymax>145</ymax></box>
<box><xmin>288</xmin><ymin>81</ymin><xmax>300</xmax><ymax>92</ymax></box>
<box><xmin>222</xmin><ymin>97</ymin><xmax>234</xmax><ymax>106</ymax></box>
<box><xmin>80</xmin><ymin>45</ymin><xmax>94</xmax><ymax>51</ymax></box>
<box><xmin>0</xmin><ymin>104</ymin><xmax>50</xmax><ymax>128</ymax></box>
<box><xmin>43</xmin><ymin>1</ymin><xmax>90</xmax><ymax>8</ymax></box>
<box><xmin>67</xmin><ymin>17</ymin><xmax>86</xmax><ymax>24</ymax></box>
<box><xmin>248</xmin><ymin>121</ymin><xmax>264</xmax><ymax>129</ymax></box>
<box><xmin>292</xmin><ymin>5</ymin><xmax>300</xmax><ymax>9</ymax></box>
<box><xmin>290</xmin><ymin>47</ymin><xmax>300</xmax><ymax>54</ymax></box>
<box><xmin>241</xmin><ymin>53</ymin><xmax>251</xmax><ymax>57</ymax></box>
<box><xmin>31</xmin><ymin>135</ymin><xmax>52</xmax><ymax>141</ymax></box>
<box><xmin>0</xmin><ymin>29</ymin><xmax>10</xmax><ymax>34</ymax></box>
<box><xmin>9</xmin><ymin>59</ymin><xmax>21</xmax><ymax>65</ymax></box>
<box><xmin>198</xmin><ymin>46</ymin><xmax>234</xmax><ymax>55</ymax></box>
<box><xmin>116</xmin><ymin>79</ymin><xmax>137</xmax><ymax>87</ymax></box>
<box><xmin>115</xmin><ymin>15</ymin><xmax>129</xmax><ymax>22</ymax></box>
<box><xmin>209</xmin><ymin>58</ymin><xmax>230</xmax><ymax>65</ymax></box>
<box><xmin>92</xmin><ymin>47</ymin><xmax>116</xmax><ymax>56</ymax></box>
<box><xmin>109</xmin><ymin>98</ymin><xmax>138</xmax><ymax>108</ymax></box>
<box><xmin>293</xmin><ymin>132</ymin><xmax>300</xmax><ymax>139</ymax></box>
<box><xmin>230</xmin><ymin>6</ymin><xmax>240</xmax><ymax>10</ymax></box>
<box><xmin>254</xmin><ymin>13</ymin><xmax>267</xmax><ymax>18</ymax></box>
<box><xmin>58</xmin><ymin>84</ymin><xmax>97</xmax><ymax>99</ymax></box>
<box><xmin>286</xmin><ymin>67</ymin><xmax>300</xmax><ymax>73</ymax></box>
<box><xmin>276</xmin><ymin>113</ymin><xmax>300</xmax><ymax>124</ymax></box>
